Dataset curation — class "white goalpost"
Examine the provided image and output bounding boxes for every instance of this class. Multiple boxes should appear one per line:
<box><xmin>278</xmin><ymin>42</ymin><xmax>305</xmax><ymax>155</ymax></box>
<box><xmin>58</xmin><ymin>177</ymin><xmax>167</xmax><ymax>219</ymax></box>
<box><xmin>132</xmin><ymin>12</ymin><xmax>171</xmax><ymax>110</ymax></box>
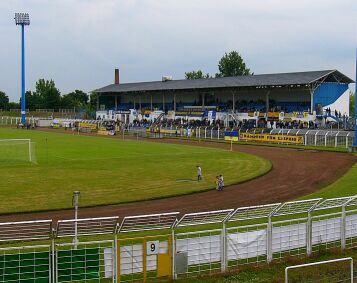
<box><xmin>0</xmin><ymin>139</ymin><xmax>35</xmax><ymax>163</ymax></box>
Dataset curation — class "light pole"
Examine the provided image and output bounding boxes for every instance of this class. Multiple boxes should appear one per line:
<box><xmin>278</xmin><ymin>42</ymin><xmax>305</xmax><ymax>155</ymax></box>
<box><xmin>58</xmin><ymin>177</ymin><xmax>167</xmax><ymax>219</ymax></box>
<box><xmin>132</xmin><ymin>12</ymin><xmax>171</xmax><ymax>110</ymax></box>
<box><xmin>14</xmin><ymin>13</ymin><xmax>30</xmax><ymax>125</ymax></box>
<box><xmin>72</xmin><ymin>191</ymin><xmax>80</xmax><ymax>249</ymax></box>
<box><xmin>354</xmin><ymin>46</ymin><xmax>357</xmax><ymax>147</ymax></box>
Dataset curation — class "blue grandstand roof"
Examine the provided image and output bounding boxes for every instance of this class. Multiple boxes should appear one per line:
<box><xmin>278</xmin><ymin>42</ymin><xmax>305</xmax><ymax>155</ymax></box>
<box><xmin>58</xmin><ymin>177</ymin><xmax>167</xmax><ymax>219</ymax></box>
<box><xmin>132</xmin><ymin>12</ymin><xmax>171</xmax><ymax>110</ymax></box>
<box><xmin>95</xmin><ymin>70</ymin><xmax>353</xmax><ymax>94</ymax></box>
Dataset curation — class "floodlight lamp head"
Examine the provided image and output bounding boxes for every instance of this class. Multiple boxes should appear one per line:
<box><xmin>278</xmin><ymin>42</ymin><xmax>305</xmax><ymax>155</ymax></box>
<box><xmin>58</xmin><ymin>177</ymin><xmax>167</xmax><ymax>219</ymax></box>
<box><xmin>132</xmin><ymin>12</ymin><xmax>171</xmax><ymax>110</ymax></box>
<box><xmin>14</xmin><ymin>13</ymin><xmax>30</xmax><ymax>25</ymax></box>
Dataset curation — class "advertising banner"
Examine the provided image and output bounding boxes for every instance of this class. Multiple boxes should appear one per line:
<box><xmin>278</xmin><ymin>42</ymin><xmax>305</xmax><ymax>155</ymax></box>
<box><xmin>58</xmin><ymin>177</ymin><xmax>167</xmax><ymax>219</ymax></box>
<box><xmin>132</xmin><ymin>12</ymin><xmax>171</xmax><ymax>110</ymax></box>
<box><xmin>224</xmin><ymin>131</ymin><xmax>239</xmax><ymax>141</ymax></box>
<box><xmin>240</xmin><ymin>133</ymin><xmax>303</xmax><ymax>144</ymax></box>
<box><xmin>79</xmin><ymin>123</ymin><xmax>97</xmax><ymax>130</ymax></box>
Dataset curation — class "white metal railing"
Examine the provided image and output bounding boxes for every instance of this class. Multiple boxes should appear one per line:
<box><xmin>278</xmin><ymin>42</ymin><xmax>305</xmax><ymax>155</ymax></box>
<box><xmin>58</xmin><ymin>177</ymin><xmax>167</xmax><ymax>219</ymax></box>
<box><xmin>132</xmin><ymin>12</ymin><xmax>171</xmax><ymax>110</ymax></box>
<box><xmin>285</xmin><ymin>257</ymin><xmax>354</xmax><ymax>283</ymax></box>
<box><xmin>0</xmin><ymin>195</ymin><xmax>355</xmax><ymax>282</ymax></box>
<box><xmin>136</xmin><ymin>126</ymin><xmax>354</xmax><ymax>149</ymax></box>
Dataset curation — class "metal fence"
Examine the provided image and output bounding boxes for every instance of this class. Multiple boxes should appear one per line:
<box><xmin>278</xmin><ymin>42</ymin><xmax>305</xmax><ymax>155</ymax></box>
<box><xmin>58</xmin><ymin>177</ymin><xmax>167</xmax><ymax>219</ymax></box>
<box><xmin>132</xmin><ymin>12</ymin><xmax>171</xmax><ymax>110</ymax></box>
<box><xmin>285</xmin><ymin>257</ymin><xmax>354</xmax><ymax>283</ymax></box>
<box><xmin>141</xmin><ymin>126</ymin><xmax>355</xmax><ymax>149</ymax></box>
<box><xmin>0</xmin><ymin>195</ymin><xmax>356</xmax><ymax>282</ymax></box>
<box><xmin>1</xmin><ymin>117</ymin><xmax>354</xmax><ymax>149</ymax></box>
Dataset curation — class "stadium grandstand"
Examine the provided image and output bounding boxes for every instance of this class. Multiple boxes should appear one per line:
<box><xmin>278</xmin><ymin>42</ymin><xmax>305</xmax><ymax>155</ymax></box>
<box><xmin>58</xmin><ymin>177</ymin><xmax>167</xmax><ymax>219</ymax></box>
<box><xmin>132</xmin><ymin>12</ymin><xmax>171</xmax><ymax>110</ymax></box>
<box><xmin>94</xmin><ymin>69</ymin><xmax>354</xmax><ymax>127</ymax></box>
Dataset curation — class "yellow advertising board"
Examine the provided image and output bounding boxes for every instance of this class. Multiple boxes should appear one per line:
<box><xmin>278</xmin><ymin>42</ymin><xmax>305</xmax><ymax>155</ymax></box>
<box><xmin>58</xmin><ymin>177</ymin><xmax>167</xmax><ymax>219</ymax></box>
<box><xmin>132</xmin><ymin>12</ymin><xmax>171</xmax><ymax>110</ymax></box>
<box><xmin>267</xmin><ymin>112</ymin><xmax>280</xmax><ymax>118</ymax></box>
<box><xmin>79</xmin><ymin>122</ymin><xmax>97</xmax><ymax>130</ymax></box>
<box><xmin>97</xmin><ymin>130</ymin><xmax>109</xmax><ymax>136</ymax></box>
<box><xmin>224</xmin><ymin>136</ymin><xmax>239</xmax><ymax>141</ymax></box>
<box><xmin>161</xmin><ymin>129</ymin><xmax>177</xmax><ymax>134</ymax></box>
<box><xmin>240</xmin><ymin>133</ymin><xmax>303</xmax><ymax>144</ymax></box>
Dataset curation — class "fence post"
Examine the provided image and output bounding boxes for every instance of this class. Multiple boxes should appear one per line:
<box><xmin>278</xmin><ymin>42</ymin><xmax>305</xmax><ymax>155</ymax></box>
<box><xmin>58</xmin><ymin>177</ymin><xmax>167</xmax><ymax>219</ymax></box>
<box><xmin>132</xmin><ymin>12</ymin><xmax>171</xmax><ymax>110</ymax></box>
<box><xmin>324</xmin><ymin>132</ymin><xmax>328</xmax><ymax>147</ymax></box>
<box><xmin>51</xmin><ymin>232</ymin><xmax>55</xmax><ymax>283</ymax></box>
<box><xmin>204</xmin><ymin>127</ymin><xmax>207</xmax><ymax>139</ymax></box>
<box><xmin>211</xmin><ymin>128</ymin><xmax>213</xmax><ymax>140</ymax></box>
<box><xmin>341</xmin><ymin>205</ymin><xmax>346</xmax><ymax>250</ymax></box>
<box><xmin>172</xmin><ymin>229</ymin><xmax>177</xmax><ymax>279</ymax></box>
<box><xmin>221</xmin><ymin>222</ymin><xmax>227</xmax><ymax>272</ymax></box>
<box><xmin>306</xmin><ymin>211</ymin><xmax>313</xmax><ymax>256</ymax></box>
<box><xmin>346</xmin><ymin>133</ymin><xmax>350</xmax><ymax>148</ymax></box>
<box><xmin>217</xmin><ymin>127</ymin><xmax>220</xmax><ymax>140</ymax></box>
<box><xmin>314</xmin><ymin>132</ymin><xmax>318</xmax><ymax>146</ymax></box>
<box><xmin>335</xmin><ymin>132</ymin><xmax>339</xmax><ymax>148</ymax></box>
<box><xmin>114</xmin><ymin>234</ymin><xmax>118</xmax><ymax>283</ymax></box>
<box><xmin>267</xmin><ymin>216</ymin><xmax>273</xmax><ymax>263</ymax></box>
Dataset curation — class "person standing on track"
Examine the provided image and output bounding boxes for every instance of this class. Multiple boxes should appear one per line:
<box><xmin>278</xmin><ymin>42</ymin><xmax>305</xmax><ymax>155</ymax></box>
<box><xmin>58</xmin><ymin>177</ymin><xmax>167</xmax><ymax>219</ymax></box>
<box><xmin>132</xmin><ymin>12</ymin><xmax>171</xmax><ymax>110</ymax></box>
<box><xmin>197</xmin><ymin>166</ymin><xmax>202</xmax><ymax>182</ymax></box>
<box><xmin>219</xmin><ymin>174</ymin><xmax>224</xmax><ymax>191</ymax></box>
<box><xmin>215</xmin><ymin>176</ymin><xmax>220</xmax><ymax>190</ymax></box>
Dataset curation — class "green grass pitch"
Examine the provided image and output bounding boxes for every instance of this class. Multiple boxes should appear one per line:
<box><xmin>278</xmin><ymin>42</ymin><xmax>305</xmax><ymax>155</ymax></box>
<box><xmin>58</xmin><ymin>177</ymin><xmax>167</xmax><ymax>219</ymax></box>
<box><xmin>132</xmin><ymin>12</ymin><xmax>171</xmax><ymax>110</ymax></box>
<box><xmin>0</xmin><ymin>128</ymin><xmax>271</xmax><ymax>214</ymax></box>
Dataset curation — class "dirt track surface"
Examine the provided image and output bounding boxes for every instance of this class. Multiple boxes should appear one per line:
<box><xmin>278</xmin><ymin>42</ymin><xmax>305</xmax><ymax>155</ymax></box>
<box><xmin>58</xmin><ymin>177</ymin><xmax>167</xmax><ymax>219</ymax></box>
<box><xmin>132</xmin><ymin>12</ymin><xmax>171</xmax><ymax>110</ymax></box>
<box><xmin>0</xmin><ymin>134</ymin><xmax>356</xmax><ymax>222</ymax></box>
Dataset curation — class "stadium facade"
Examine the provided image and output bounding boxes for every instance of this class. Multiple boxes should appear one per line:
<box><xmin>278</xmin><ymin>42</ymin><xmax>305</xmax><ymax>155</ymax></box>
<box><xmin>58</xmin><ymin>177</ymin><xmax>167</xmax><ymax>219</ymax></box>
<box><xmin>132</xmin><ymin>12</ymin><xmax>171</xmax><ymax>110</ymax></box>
<box><xmin>95</xmin><ymin>69</ymin><xmax>353</xmax><ymax>124</ymax></box>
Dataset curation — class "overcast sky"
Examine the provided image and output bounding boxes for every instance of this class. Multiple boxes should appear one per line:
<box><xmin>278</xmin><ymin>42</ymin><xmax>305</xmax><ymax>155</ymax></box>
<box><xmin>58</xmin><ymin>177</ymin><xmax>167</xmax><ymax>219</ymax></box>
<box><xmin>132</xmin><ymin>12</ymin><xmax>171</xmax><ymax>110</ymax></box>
<box><xmin>0</xmin><ymin>0</ymin><xmax>356</xmax><ymax>101</ymax></box>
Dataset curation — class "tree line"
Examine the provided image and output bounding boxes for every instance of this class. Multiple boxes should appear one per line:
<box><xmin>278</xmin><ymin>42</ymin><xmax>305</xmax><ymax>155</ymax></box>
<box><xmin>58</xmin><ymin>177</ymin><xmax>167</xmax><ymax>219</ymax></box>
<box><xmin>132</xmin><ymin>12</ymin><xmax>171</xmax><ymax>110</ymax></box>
<box><xmin>0</xmin><ymin>79</ymin><xmax>97</xmax><ymax>112</ymax></box>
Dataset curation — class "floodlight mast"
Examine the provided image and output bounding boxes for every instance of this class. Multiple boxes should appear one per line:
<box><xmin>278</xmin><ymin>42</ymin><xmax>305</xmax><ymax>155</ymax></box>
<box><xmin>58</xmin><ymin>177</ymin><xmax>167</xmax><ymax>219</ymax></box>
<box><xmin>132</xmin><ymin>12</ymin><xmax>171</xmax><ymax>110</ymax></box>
<box><xmin>353</xmin><ymin>47</ymin><xmax>357</xmax><ymax>147</ymax></box>
<box><xmin>14</xmin><ymin>13</ymin><xmax>30</xmax><ymax>125</ymax></box>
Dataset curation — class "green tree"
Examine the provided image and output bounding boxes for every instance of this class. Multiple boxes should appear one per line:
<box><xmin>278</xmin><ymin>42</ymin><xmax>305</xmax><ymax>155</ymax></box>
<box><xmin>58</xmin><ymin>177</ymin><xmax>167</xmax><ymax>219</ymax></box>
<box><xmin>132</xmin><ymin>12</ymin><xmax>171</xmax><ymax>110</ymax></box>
<box><xmin>61</xmin><ymin>90</ymin><xmax>89</xmax><ymax>109</ymax></box>
<box><xmin>35</xmin><ymin>79</ymin><xmax>61</xmax><ymax>110</ymax></box>
<box><xmin>23</xmin><ymin>90</ymin><xmax>43</xmax><ymax>110</ymax></box>
<box><xmin>0</xmin><ymin>91</ymin><xmax>9</xmax><ymax>109</ymax></box>
<box><xmin>350</xmin><ymin>91</ymin><xmax>355</xmax><ymax>116</ymax></box>
<box><xmin>185</xmin><ymin>70</ymin><xmax>210</xmax><ymax>80</ymax></box>
<box><xmin>89</xmin><ymin>92</ymin><xmax>98</xmax><ymax>108</ymax></box>
<box><xmin>216</xmin><ymin>51</ymin><xmax>252</xmax><ymax>77</ymax></box>
<box><xmin>8</xmin><ymin>102</ymin><xmax>20</xmax><ymax>109</ymax></box>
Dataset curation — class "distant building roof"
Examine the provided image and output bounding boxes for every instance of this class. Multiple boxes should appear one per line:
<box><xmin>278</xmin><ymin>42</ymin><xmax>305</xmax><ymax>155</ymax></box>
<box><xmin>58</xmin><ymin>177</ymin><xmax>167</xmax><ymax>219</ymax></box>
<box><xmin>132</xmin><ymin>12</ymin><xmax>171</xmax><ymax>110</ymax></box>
<box><xmin>95</xmin><ymin>70</ymin><xmax>354</xmax><ymax>94</ymax></box>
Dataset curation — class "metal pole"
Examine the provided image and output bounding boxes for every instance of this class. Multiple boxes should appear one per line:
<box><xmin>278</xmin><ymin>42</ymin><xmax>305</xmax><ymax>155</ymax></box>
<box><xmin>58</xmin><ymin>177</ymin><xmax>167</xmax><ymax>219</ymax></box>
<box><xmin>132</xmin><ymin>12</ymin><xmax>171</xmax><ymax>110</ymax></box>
<box><xmin>114</xmin><ymin>234</ymin><xmax>118</xmax><ymax>283</ymax></box>
<box><xmin>267</xmin><ymin>216</ymin><xmax>273</xmax><ymax>263</ymax></box>
<box><xmin>221</xmin><ymin>222</ymin><xmax>227</xmax><ymax>272</ymax></box>
<box><xmin>73</xmin><ymin>191</ymin><xmax>80</xmax><ymax>249</ymax></box>
<box><xmin>51</xmin><ymin>235</ymin><xmax>55</xmax><ymax>283</ymax></box>
<box><xmin>354</xmin><ymin>45</ymin><xmax>357</xmax><ymax>146</ymax></box>
<box><xmin>306</xmin><ymin>211</ymin><xmax>312</xmax><ymax>256</ymax></box>
<box><xmin>28</xmin><ymin>139</ymin><xmax>32</xmax><ymax>162</ymax></box>
<box><xmin>341</xmin><ymin>205</ymin><xmax>347</xmax><ymax>250</ymax></box>
<box><xmin>285</xmin><ymin>257</ymin><xmax>353</xmax><ymax>283</ymax></box>
<box><xmin>21</xmin><ymin>24</ymin><xmax>26</xmax><ymax>124</ymax></box>
<box><xmin>172</xmin><ymin>229</ymin><xmax>176</xmax><ymax>279</ymax></box>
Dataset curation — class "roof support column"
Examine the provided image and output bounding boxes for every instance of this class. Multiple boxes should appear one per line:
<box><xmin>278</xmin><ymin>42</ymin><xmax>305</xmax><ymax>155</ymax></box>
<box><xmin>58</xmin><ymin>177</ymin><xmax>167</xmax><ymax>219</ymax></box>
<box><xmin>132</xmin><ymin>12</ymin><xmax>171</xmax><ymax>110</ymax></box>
<box><xmin>174</xmin><ymin>93</ymin><xmax>176</xmax><ymax>112</ymax></box>
<box><xmin>202</xmin><ymin>93</ymin><xmax>205</xmax><ymax>107</ymax></box>
<box><xmin>266</xmin><ymin>90</ymin><xmax>270</xmax><ymax>120</ymax></box>
<box><xmin>163</xmin><ymin>93</ymin><xmax>165</xmax><ymax>112</ymax></box>
<box><xmin>309</xmin><ymin>87</ymin><xmax>314</xmax><ymax>114</ymax></box>
<box><xmin>133</xmin><ymin>96</ymin><xmax>136</xmax><ymax>110</ymax></box>
<box><xmin>114</xmin><ymin>95</ymin><xmax>118</xmax><ymax>111</ymax></box>
<box><xmin>96</xmin><ymin>94</ymin><xmax>100</xmax><ymax>111</ymax></box>
<box><xmin>139</xmin><ymin>96</ymin><xmax>142</xmax><ymax>111</ymax></box>
<box><xmin>150</xmin><ymin>94</ymin><xmax>153</xmax><ymax>111</ymax></box>
<box><xmin>232</xmin><ymin>91</ymin><xmax>235</xmax><ymax>112</ymax></box>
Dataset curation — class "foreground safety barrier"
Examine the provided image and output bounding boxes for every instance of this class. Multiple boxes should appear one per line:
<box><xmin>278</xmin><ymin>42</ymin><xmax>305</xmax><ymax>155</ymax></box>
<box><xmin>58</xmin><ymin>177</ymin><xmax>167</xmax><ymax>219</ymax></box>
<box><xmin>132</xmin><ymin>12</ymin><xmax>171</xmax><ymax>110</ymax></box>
<box><xmin>0</xmin><ymin>196</ymin><xmax>356</xmax><ymax>282</ymax></box>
